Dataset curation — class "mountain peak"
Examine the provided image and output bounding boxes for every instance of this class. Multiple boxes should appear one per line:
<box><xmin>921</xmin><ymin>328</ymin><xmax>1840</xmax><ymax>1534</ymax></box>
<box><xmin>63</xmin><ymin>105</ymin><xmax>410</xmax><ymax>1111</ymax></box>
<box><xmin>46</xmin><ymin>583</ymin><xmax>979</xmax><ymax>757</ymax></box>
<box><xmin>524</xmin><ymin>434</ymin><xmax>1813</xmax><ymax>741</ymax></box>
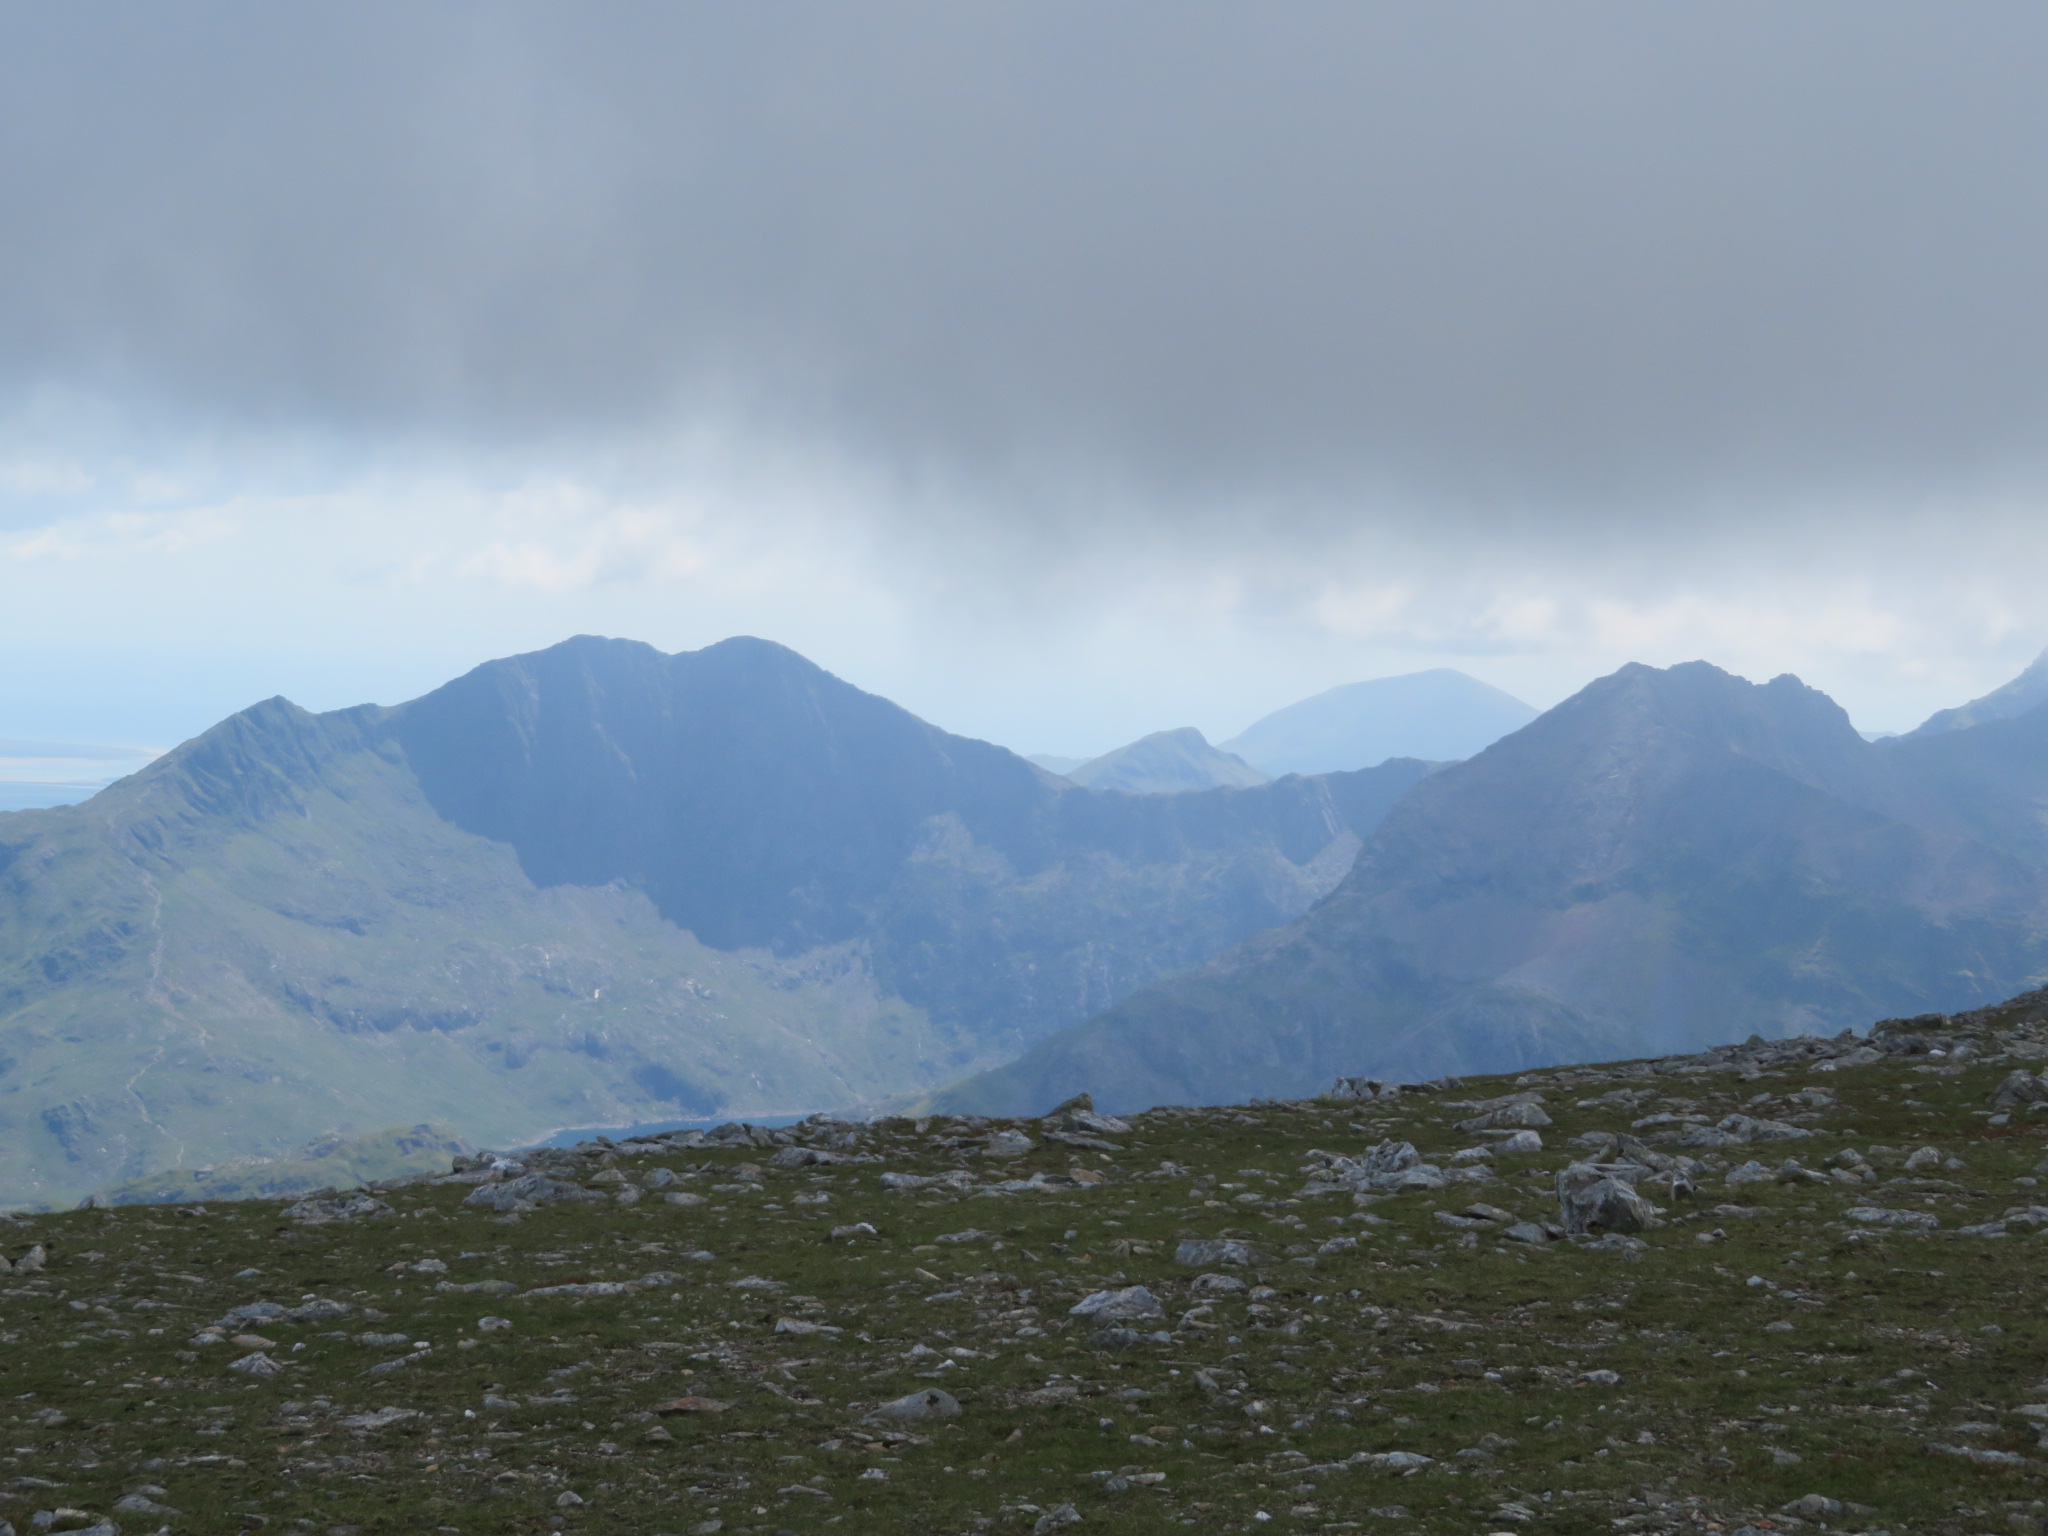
<box><xmin>1220</xmin><ymin>668</ymin><xmax>1536</xmax><ymax>775</ymax></box>
<box><xmin>1064</xmin><ymin>727</ymin><xmax>1271</xmax><ymax>794</ymax></box>
<box><xmin>1907</xmin><ymin>647</ymin><xmax>2048</xmax><ymax>737</ymax></box>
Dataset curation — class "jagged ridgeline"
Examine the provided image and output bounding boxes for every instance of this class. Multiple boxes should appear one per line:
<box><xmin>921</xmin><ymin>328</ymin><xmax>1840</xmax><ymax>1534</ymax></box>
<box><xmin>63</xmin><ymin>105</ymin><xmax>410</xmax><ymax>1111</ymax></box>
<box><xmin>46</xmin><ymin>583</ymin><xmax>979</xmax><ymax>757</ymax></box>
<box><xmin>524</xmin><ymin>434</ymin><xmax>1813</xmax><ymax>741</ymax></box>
<box><xmin>939</xmin><ymin>659</ymin><xmax>2048</xmax><ymax>1116</ymax></box>
<box><xmin>0</xmin><ymin>636</ymin><xmax>1430</xmax><ymax>1208</ymax></box>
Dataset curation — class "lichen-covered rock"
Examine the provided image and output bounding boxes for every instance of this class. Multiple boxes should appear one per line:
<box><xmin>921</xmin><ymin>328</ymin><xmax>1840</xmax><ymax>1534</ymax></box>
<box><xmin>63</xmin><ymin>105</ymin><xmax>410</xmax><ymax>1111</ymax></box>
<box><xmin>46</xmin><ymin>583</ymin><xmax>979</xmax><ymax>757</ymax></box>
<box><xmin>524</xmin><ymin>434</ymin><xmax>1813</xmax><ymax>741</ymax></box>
<box><xmin>462</xmin><ymin>1174</ymin><xmax>607</xmax><ymax>1213</ymax></box>
<box><xmin>1556</xmin><ymin>1162</ymin><xmax>1660</xmax><ymax>1235</ymax></box>
<box><xmin>1174</xmin><ymin>1238</ymin><xmax>1271</xmax><ymax>1267</ymax></box>
<box><xmin>1990</xmin><ymin>1069</ymin><xmax>2048</xmax><ymax>1107</ymax></box>
<box><xmin>867</xmin><ymin>1387</ymin><xmax>962</xmax><ymax>1422</ymax></box>
<box><xmin>1069</xmin><ymin>1285</ymin><xmax>1165</xmax><ymax>1321</ymax></box>
<box><xmin>284</xmin><ymin>1193</ymin><xmax>394</xmax><ymax>1224</ymax></box>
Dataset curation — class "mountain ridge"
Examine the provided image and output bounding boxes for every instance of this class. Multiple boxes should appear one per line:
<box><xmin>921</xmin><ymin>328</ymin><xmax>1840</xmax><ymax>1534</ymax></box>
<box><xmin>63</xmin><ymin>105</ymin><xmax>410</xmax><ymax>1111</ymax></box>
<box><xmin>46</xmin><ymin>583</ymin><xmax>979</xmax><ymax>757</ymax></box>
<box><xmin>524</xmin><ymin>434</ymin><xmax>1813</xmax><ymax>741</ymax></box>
<box><xmin>1221</xmin><ymin>667</ymin><xmax>1537</xmax><ymax>776</ymax></box>
<box><xmin>1062</xmin><ymin>726</ymin><xmax>1271</xmax><ymax>794</ymax></box>
<box><xmin>0</xmin><ymin>634</ymin><xmax>1431</xmax><ymax>1206</ymax></box>
<box><xmin>935</xmin><ymin>658</ymin><xmax>2048</xmax><ymax>1115</ymax></box>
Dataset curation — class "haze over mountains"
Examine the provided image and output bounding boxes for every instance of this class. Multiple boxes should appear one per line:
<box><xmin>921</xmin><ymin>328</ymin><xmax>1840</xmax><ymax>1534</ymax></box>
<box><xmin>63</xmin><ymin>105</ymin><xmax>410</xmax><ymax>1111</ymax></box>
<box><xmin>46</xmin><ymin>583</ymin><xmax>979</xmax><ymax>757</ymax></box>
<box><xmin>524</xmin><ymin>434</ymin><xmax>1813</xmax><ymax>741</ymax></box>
<box><xmin>10</xmin><ymin>633</ymin><xmax>2048</xmax><ymax>1208</ymax></box>
<box><xmin>0</xmin><ymin>739</ymin><xmax>162</xmax><ymax>813</ymax></box>
<box><xmin>1223</xmin><ymin>669</ymin><xmax>1539</xmax><ymax>777</ymax></box>
<box><xmin>941</xmin><ymin>657</ymin><xmax>2048</xmax><ymax>1115</ymax></box>
<box><xmin>1060</xmin><ymin>728</ymin><xmax>1270</xmax><ymax>795</ymax></box>
<box><xmin>1905</xmin><ymin>643</ymin><xmax>2048</xmax><ymax>737</ymax></box>
<box><xmin>0</xmin><ymin>636</ymin><xmax>1427</xmax><ymax>1207</ymax></box>
<box><xmin>1033</xmin><ymin>668</ymin><xmax>1536</xmax><ymax>794</ymax></box>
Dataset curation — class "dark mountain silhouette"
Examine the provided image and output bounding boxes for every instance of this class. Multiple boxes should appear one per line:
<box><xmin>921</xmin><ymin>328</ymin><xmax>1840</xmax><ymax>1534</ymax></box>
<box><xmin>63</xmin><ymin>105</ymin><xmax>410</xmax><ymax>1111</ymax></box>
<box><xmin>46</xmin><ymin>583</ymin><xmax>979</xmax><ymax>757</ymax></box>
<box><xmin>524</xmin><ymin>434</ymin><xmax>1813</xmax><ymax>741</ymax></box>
<box><xmin>0</xmin><ymin>635</ymin><xmax>1430</xmax><ymax>1206</ymax></box>
<box><xmin>939</xmin><ymin>661</ymin><xmax>2048</xmax><ymax>1115</ymax></box>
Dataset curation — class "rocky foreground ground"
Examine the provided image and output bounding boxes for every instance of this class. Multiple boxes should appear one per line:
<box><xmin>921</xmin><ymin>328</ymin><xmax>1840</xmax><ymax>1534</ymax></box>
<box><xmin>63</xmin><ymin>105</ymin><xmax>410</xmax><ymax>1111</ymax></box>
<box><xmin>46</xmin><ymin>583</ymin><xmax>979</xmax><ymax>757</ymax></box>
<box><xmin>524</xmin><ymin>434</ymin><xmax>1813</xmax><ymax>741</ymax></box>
<box><xmin>7</xmin><ymin>997</ymin><xmax>2048</xmax><ymax>1536</ymax></box>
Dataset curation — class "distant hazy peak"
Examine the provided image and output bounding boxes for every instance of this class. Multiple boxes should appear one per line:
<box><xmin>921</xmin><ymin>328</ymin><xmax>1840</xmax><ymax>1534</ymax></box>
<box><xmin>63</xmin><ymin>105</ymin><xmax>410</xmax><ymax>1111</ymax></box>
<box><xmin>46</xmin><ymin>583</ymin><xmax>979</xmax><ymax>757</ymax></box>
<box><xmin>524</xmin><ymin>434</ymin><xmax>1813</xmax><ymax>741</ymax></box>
<box><xmin>1220</xmin><ymin>668</ymin><xmax>1537</xmax><ymax>777</ymax></box>
<box><xmin>1065</xmin><ymin>727</ymin><xmax>1271</xmax><ymax>794</ymax></box>
<box><xmin>1907</xmin><ymin>647</ymin><xmax>2048</xmax><ymax>737</ymax></box>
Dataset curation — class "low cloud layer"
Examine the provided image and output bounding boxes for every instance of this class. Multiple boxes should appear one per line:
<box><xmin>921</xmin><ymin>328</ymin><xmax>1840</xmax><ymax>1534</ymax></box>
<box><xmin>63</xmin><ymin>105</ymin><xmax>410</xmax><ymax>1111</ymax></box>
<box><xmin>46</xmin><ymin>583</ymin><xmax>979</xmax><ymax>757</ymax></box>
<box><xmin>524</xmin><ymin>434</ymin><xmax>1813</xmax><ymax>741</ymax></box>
<box><xmin>2</xmin><ymin>4</ymin><xmax>2047</xmax><ymax>748</ymax></box>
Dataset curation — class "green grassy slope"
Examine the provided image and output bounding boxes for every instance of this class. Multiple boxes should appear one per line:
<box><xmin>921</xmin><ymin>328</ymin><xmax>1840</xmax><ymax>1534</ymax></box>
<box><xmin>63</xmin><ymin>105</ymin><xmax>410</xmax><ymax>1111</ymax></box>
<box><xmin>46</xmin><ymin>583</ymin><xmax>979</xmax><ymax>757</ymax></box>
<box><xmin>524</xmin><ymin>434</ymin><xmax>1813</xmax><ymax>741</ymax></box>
<box><xmin>0</xmin><ymin>707</ymin><xmax>974</xmax><ymax>1210</ymax></box>
<box><xmin>1</xmin><ymin>640</ymin><xmax>1428</xmax><ymax>1210</ymax></box>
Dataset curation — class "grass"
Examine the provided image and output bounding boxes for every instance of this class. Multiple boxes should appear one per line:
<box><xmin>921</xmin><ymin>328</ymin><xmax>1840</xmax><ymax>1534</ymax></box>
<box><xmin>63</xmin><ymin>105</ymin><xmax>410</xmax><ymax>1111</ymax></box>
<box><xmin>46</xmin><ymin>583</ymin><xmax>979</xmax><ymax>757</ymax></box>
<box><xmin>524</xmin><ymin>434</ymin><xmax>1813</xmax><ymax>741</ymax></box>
<box><xmin>1</xmin><ymin>1024</ymin><xmax>2045</xmax><ymax>1535</ymax></box>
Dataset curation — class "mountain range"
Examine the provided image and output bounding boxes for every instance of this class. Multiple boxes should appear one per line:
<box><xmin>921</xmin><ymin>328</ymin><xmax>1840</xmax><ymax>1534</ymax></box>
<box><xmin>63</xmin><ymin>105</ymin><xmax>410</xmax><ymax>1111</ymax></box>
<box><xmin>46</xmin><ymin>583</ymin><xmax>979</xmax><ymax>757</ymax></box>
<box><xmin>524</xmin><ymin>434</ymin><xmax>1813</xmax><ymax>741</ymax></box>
<box><xmin>0</xmin><ymin>636</ymin><xmax>1429</xmax><ymax>1207</ymax></box>
<box><xmin>1060</xmin><ymin>728</ymin><xmax>1270</xmax><ymax>794</ymax></box>
<box><xmin>1032</xmin><ymin>668</ymin><xmax>1536</xmax><ymax>793</ymax></box>
<box><xmin>1220</xmin><ymin>668</ymin><xmax>1538</xmax><ymax>776</ymax></box>
<box><xmin>938</xmin><ymin>658</ymin><xmax>2048</xmax><ymax>1114</ymax></box>
<box><xmin>14</xmin><ymin>634</ymin><xmax>2048</xmax><ymax>1207</ymax></box>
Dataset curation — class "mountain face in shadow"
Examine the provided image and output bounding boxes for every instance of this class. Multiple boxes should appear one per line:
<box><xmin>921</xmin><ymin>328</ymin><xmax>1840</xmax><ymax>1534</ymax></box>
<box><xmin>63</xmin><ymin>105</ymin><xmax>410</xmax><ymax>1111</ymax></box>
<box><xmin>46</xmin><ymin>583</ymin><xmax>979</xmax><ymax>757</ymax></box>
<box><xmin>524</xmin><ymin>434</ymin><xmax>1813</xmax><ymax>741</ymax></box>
<box><xmin>1061</xmin><ymin>727</ymin><xmax>1271</xmax><ymax>794</ymax></box>
<box><xmin>0</xmin><ymin>635</ymin><xmax>1431</xmax><ymax>1206</ymax></box>
<box><xmin>938</xmin><ymin>661</ymin><xmax>2048</xmax><ymax>1116</ymax></box>
<box><xmin>1221</xmin><ymin>668</ymin><xmax>1537</xmax><ymax>776</ymax></box>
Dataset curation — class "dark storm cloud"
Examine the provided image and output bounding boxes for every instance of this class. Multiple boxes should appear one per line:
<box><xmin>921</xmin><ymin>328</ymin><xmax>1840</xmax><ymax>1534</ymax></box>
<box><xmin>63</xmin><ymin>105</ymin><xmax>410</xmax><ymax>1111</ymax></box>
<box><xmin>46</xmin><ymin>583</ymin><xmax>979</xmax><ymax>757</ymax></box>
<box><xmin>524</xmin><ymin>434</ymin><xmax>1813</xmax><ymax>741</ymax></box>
<box><xmin>3</xmin><ymin>2</ymin><xmax>2048</xmax><ymax>530</ymax></box>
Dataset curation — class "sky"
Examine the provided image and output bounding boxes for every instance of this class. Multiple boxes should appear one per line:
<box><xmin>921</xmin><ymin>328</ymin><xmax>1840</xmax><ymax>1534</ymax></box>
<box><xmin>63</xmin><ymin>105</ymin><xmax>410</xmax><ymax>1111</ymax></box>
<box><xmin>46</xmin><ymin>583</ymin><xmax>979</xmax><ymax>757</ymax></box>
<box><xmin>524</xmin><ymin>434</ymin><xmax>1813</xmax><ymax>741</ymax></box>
<box><xmin>5</xmin><ymin>2</ymin><xmax>2048</xmax><ymax>767</ymax></box>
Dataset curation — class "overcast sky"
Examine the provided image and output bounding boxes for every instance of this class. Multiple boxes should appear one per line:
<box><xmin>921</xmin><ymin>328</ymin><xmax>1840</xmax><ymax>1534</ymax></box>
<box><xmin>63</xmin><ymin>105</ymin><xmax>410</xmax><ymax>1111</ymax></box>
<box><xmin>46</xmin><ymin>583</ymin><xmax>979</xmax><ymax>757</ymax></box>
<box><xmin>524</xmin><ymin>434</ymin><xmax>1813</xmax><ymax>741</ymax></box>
<box><xmin>4</xmin><ymin>2</ymin><xmax>2048</xmax><ymax>756</ymax></box>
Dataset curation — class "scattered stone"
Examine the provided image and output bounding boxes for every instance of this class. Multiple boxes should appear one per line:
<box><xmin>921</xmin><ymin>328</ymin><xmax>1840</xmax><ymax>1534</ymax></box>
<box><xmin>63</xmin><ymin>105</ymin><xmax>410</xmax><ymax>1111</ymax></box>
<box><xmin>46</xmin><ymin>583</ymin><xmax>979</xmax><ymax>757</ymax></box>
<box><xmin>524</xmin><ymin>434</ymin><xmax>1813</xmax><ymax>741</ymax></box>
<box><xmin>227</xmin><ymin>1352</ymin><xmax>282</xmax><ymax>1378</ymax></box>
<box><xmin>1990</xmin><ymin>1069</ymin><xmax>2048</xmax><ymax>1108</ymax></box>
<box><xmin>1174</xmin><ymin>1239</ymin><xmax>1271</xmax><ymax>1267</ymax></box>
<box><xmin>283</xmin><ymin>1194</ymin><xmax>395</xmax><ymax>1224</ymax></box>
<box><xmin>983</xmin><ymin>1130</ymin><xmax>1036</xmax><ymax>1158</ymax></box>
<box><xmin>1454</xmin><ymin>1100</ymin><xmax>1552</xmax><ymax>1133</ymax></box>
<box><xmin>1030</xmin><ymin>1504</ymin><xmax>1082</xmax><ymax>1533</ymax></box>
<box><xmin>1926</xmin><ymin>1441</ymin><xmax>2030</xmax><ymax>1466</ymax></box>
<box><xmin>340</xmin><ymin>1407</ymin><xmax>420</xmax><ymax>1432</ymax></box>
<box><xmin>1783</xmin><ymin>1494</ymin><xmax>1842</xmax><ymax>1517</ymax></box>
<box><xmin>1556</xmin><ymin>1163</ymin><xmax>1659</xmax><ymax>1235</ymax></box>
<box><xmin>867</xmin><ymin>1388</ymin><xmax>962</xmax><ymax>1422</ymax></box>
<box><xmin>1069</xmin><ymin>1286</ymin><xmax>1166</xmax><ymax>1322</ymax></box>
<box><xmin>462</xmin><ymin>1174</ymin><xmax>607</xmax><ymax>1213</ymax></box>
<box><xmin>1844</xmin><ymin>1206</ymin><xmax>1939</xmax><ymax>1230</ymax></box>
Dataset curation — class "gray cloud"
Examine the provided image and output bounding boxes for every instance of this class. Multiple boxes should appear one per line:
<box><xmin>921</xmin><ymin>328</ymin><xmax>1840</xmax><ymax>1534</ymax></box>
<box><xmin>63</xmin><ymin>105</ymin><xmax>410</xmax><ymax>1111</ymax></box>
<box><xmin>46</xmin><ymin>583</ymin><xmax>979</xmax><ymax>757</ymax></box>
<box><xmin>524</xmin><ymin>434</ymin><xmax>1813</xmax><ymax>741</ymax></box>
<box><xmin>3</xmin><ymin>2</ymin><xmax>2048</xmax><ymax>539</ymax></box>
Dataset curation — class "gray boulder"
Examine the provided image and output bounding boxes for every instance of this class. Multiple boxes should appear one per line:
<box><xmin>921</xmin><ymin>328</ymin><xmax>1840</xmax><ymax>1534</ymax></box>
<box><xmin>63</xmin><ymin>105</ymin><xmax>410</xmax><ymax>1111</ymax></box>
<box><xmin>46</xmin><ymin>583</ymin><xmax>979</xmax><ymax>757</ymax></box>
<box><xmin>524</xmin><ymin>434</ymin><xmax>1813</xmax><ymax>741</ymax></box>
<box><xmin>982</xmin><ymin>1129</ymin><xmax>1037</xmax><ymax>1158</ymax></box>
<box><xmin>867</xmin><ymin>1387</ymin><xmax>962</xmax><ymax>1422</ymax></box>
<box><xmin>1844</xmin><ymin>1205</ymin><xmax>1939</xmax><ymax>1231</ymax></box>
<box><xmin>1455</xmin><ymin>1099</ymin><xmax>1552</xmax><ymax>1132</ymax></box>
<box><xmin>1069</xmin><ymin>1285</ymin><xmax>1166</xmax><ymax>1322</ymax></box>
<box><xmin>1175</xmin><ymin>1238</ymin><xmax>1271</xmax><ymax>1267</ymax></box>
<box><xmin>284</xmin><ymin>1194</ymin><xmax>393</xmax><ymax>1224</ymax></box>
<box><xmin>462</xmin><ymin>1174</ymin><xmax>608</xmax><ymax>1213</ymax></box>
<box><xmin>1556</xmin><ymin>1162</ymin><xmax>1660</xmax><ymax>1236</ymax></box>
<box><xmin>1991</xmin><ymin>1069</ymin><xmax>2048</xmax><ymax>1108</ymax></box>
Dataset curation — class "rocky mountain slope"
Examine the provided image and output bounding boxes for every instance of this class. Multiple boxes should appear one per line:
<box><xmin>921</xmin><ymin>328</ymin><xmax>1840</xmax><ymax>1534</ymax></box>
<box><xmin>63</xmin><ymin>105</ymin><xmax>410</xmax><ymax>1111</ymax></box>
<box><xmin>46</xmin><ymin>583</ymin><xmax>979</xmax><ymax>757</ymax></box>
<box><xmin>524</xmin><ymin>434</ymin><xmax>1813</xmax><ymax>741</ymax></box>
<box><xmin>942</xmin><ymin>660</ymin><xmax>2048</xmax><ymax>1116</ymax></box>
<box><xmin>1062</xmin><ymin>727</ymin><xmax>1271</xmax><ymax>794</ymax></box>
<box><xmin>1</xmin><ymin>990</ymin><xmax>2042</xmax><ymax>1535</ymax></box>
<box><xmin>1221</xmin><ymin>668</ymin><xmax>1537</xmax><ymax>776</ymax></box>
<box><xmin>0</xmin><ymin>635</ymin><xmax>1430</xmax><ymax>1207</ymax></box>
<box><xmin>1908</xmin><ymin>645</ymin><xmax>2048</xmax><ymax>736</ymax></box>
